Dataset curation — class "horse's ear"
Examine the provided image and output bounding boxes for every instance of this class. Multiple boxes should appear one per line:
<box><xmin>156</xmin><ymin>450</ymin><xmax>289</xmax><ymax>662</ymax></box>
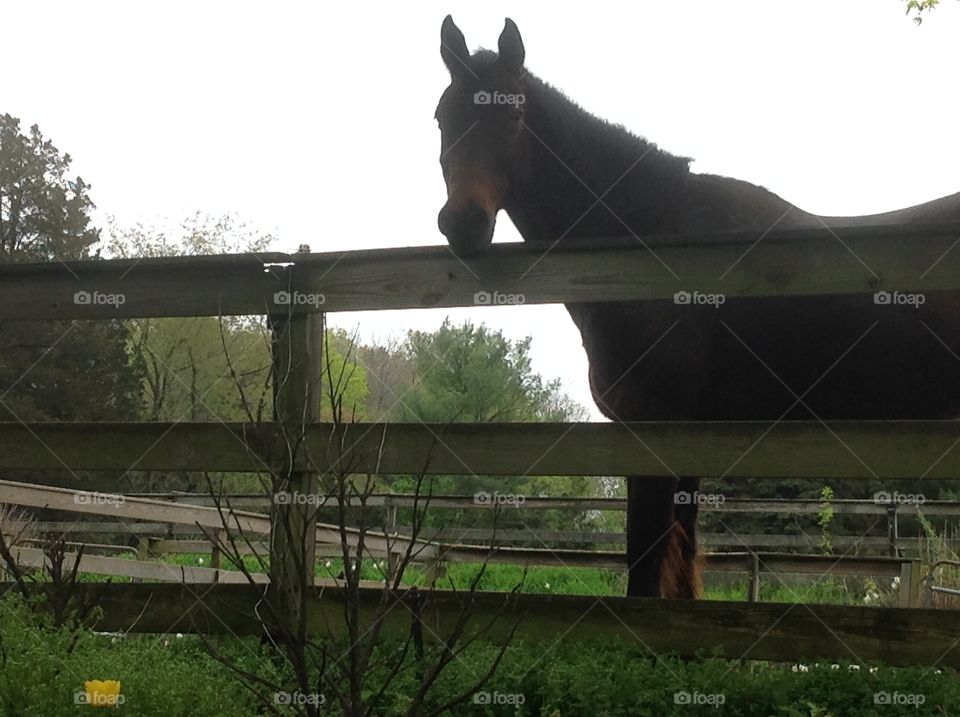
<box><xmin>440</xmin><ymin>15</ymin><xmax>470</xmax><ymax>78</ymax></box>
<box><xmin>498</xmin><ymin>18</ymin><xmax>525</xmax><ymax>73</ymax></box>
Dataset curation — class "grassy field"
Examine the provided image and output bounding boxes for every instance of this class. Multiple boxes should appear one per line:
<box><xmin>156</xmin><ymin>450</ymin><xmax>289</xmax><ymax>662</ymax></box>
<box><xmin>147</xmin><ymin>552</ymin><xmax>876</xmax><ymax>605</ymax></box>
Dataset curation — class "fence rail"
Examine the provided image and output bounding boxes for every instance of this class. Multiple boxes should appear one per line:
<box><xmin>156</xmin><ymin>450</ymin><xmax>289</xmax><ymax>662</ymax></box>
<box><xmin>2</xmin><ymin>224</ymin><xmax>959</xmax><ymax>319</ymax></box>
<box><xmin>4</xmin><ymin>583</ymin><xmax>949</xmax><ymax>667</ymax></box>
<box><xmin>4</xmin><ymin>420</ymin><xmax>960</xmax><ymax>478</ymax></box>
<box><xmin>0</xmin><ymin>478</ymin><xmax>924</xmax><ymax>605</ymax></box>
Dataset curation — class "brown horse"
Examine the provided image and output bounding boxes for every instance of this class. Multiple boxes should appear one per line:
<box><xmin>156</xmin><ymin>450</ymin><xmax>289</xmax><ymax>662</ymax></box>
<box><xmin>434</xmin><ymin>16</ymin><xmax>960</xmax><ymax>598</ymax></box>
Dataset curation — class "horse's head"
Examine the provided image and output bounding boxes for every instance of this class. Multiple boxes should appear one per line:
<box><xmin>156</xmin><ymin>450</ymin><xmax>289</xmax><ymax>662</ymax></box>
<box><xmin>435</xmin><ymin>16</ymin><xmax>526</xmax><ymax>257</ymax></box>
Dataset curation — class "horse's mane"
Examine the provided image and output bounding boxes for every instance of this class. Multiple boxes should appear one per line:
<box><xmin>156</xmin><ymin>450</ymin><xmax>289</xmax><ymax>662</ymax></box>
<box><xmin>472</xmin><ymin>49</ymin><xmax>692</xmax><ymax>223</ymax></box>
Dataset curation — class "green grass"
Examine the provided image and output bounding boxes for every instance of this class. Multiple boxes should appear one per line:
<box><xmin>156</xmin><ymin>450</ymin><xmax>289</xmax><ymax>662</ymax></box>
<box><xmin>64</xmin><ymin>552</ymin><xmax>867</xmax><ymax>605</ymax></box>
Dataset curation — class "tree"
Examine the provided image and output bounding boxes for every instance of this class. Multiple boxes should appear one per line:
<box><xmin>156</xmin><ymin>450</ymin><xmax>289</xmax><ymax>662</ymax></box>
<box><xmin>0</xmin><ymin>114</ymin><xmax>99</xmax><ymax>260</ymax></box>
<box><xmin>904</xmin><ymin>0</ymin><xmax>954</xmax><ymax>23</ymax></box>
<box><xmin>108</xmin><ymin>219</ymin><xmax>368</xmax><ymax>490</ymax></box>
<box><xmin>399</xmin><ymin>319</ymin><xmax>584</xmax><ymax>424</ymax></box>
<box><xmin>0</xmin><ymin>115</ymin><xmax>142</xmax><ymax>449</ymax></box>
<box><xmin>376</xmin><ymin>319</ymin><xmax>601</xmax><ymax>535</ymax></box>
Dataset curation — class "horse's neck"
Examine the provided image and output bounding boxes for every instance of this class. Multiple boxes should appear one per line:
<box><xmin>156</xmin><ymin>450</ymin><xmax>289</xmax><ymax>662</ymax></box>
<box><xmin>504</xmin><ymin>87</ymin><xmax>689</xmax><ymax>243</ymax></box>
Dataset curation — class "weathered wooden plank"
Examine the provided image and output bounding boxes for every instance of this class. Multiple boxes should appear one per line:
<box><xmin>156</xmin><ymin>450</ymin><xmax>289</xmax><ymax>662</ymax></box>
<box><xmin>6</xmin><ymin>547</ymin><xmax>384</xmax><ymax>587</ymax></box>
<box><xmin>3</xmin><ymin>420</ymin><xmax>960</xmax><ymax>478</ymax></box>
<box><xmin>26</xmin><ymin>522</ymin><xmax>942</xmax><ymax>553</ymax></box>
<box><xmin>396</xmin><ymin>528</ymin><xmax>921</xmax><ymax>551</ymax></box>
<box><xmin>85</xmin><ymin>493</ymin><xmax>960</xmax><ymax>517</ymax></box>
<box><xmin>1</xmin><ymin>224</ymin><xmax>959</xmax><ymax>319</ymax></box>
<box><xmin>9</xmin><ymin>545</ymin><xmax>269</xmax><ymax>584</ymax></box>
<box><xmin>18</xmin><ymin>582</ymin><xmax>960</xmax><ymax>667</ymax></box>
<box><xmin>0</xmin><ymin>479</ymin><xmax>435</xmax><ymax>560</ymax></box>
<box><xmin>432</xmin><ymin>545</ymin><xmax>906</xmax><ymax>577</ymax></box>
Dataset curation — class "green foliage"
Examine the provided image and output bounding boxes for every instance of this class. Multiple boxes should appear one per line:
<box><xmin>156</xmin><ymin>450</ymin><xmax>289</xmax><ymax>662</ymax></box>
<box><xmin>321</xmin><ymin>328</ymin><xmax>368</xmax><ymax>421</ymax></box>
<box><xmin>2</xmin><ymin>590</ymin><xmax>957</xmax><ymax>717</ymax></box>
<box><xmin>0</xmin><ymin>114</ymin><xmax>99</xmax><ymax>260</ymax></box>
<box><xmin>379</xmin><ymin>319</ymin><xmax>600</xmax><ymax>533</ymax></box>
<box><xmin>818</xmin><ymin>486</ymin><xmax>835</xmax><ymax>554</ymax></box>
<box><xmin>399</xmin><ymin>318</ymin><xmax>585</xmax><ymax>424</ymax></box>
<box><xmin>0</xmin><ymin>595</ymin><xmax>274</xmax><ymax>716</ymax></box>
<box><xmin>0</xmin><ymin>115</ymin><xmax>143</xmax><ymax>461</ymax></box>
<box><xmin>904</xmin><ymin>0</ymin><xmax>946</xmax><ymax>23</ymax></box>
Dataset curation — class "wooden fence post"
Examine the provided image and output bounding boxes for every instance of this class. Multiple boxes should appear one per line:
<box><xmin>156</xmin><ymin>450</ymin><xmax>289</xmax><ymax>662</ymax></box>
<box><xmin>899</xmin><ymin>558</ymin><xmax>922</xmax><ymax>608</ymax></box>
<box><xmin>887</xmin><ymin>505</ymin><xmax>899</xmax><ymax>557</ymax></box>
<box><xmin>268</xmin><ymin>250</ymin><xmax>324</xmax><ymax>625</ymax></box>
<box><xmin>385</xmin><ymin>502</ymin><xmax>398</xmax><ymax>579</ymax></box>
<box><xmin>747</xmin><ymin>552</ymin><xmax>760</xmax><ymax>602</ymax></box>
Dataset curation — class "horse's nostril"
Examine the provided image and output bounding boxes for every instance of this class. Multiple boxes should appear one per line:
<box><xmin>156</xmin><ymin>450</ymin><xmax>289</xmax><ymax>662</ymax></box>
<box><xmin>437</xmin><ymin>205</ymin><xmax>455</xmax><ymax>238</ymax></box>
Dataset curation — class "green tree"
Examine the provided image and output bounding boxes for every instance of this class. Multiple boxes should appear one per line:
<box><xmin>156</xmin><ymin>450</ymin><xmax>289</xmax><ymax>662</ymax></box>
<box><xmin>108</xmin><ymin>219</ymin><xmax>368</xmax><ymax>490</ymax></box>
<box><xmin>382</xmin><ymin>319</ymin><xmax>599</xmax><ymax>536</ymax></box>
<box><xmin>0</xmin><ymin>114</ymin><xmax>143</xmax><ymax>497</ymax></box>
<box><xmin>0</xmin><ymin>114</ymin><xmax>142</xmax><ymax>427</ymax></box>
<box><xmin>399</xmin><ymin>319</ymin><xmax>584</xmax><ymax>424</ymax></box>
<box><xmin>0</xmin><ymin>114</ymin><xmax>98</xmax><ymax>261</ymax></box>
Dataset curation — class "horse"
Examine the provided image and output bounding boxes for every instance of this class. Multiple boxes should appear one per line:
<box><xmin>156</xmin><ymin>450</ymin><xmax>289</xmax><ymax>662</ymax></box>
<box><xmin>434</xmin><ymin>16</ymin><xmax>960</xmax><ymax>598</ymax></box>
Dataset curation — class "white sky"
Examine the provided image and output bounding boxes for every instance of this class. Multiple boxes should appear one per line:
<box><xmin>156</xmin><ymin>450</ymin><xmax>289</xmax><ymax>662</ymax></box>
<box><xmin>4</xmin><ymin>1</ymin><xmax>959</xmax><ymax>418</ymax></box>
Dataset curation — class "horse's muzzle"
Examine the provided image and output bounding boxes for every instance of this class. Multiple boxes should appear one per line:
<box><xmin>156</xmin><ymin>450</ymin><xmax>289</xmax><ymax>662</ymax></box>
<box><xmin>438</xmin><ymin>202</ymin><xmax>495</xmax><ymax>257</ymax></box>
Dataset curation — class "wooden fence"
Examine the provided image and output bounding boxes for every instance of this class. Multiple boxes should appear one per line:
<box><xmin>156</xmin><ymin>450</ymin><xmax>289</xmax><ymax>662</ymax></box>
<box><xmin>0</xmin><ymin>479</ymin><xmax>925</xmax><ymax>605</ymax></box>
<box><xmin>2</xmin><ymin>225</ymin><xmax>960</xmax><ymax>664</ymax></box>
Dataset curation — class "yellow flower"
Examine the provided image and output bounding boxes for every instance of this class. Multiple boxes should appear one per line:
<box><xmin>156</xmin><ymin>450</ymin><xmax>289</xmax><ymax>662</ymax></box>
<box><xmin>84</xmin><ymin>680</ymin><xmax>122</xmax><ymax>708</ymax></box>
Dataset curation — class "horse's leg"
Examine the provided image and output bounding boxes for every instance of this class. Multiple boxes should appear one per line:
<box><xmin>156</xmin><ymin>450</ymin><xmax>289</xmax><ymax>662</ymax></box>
<box><xmin>625</xmin><ymin>475</ymin><xmax>679</xmax><ymax>597</ymax></box>
<box><xmin>671</xmin><ymin>476</ymin><xmax>703</xmax><ymax>598</ymax></box>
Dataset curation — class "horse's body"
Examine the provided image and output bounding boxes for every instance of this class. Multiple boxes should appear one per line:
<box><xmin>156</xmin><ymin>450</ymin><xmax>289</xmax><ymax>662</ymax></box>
<box><xmin>435</xmin><ymin>16</ymin><xmax>960</xmax><ymax>597</ymax></box>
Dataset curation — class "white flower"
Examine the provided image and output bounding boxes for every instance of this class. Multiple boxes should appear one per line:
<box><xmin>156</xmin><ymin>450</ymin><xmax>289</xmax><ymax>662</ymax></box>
<box><xmin>544</xmin><ymin>582</ymin><xmax>551</xmax><ymax>590</ymax></box>
<box><xmin>176</xmin><ymin>633</ymin><xmax>183</xmax><ymax>639</ymax></box>
<box><xmin>791</xmin><ymin>664</ymin><xmax>809</xmax><ymax>673</ymax></box>
<box><xmin>198</xmin><ymin>557</ymin><xmax>205</xmax><ymax>565</ymax></box>
<box><xmin>848</xmin><ymin>664</ymin><xmax>860</xmax><ymax>671</ymax></box>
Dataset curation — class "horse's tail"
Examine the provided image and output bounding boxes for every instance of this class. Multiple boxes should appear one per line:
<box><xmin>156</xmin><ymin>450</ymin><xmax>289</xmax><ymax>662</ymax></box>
<box><xmin>658</xmin><ymin>520</ymin><xmax>702</xmax><ymax>599</ymax></box>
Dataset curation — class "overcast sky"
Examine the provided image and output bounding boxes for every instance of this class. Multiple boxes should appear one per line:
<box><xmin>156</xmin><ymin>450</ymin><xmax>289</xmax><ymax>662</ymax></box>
<box><xmin>4</xmin><ymin>1</ymin><xmax>958</xmax><ymax>418</ymax></box>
